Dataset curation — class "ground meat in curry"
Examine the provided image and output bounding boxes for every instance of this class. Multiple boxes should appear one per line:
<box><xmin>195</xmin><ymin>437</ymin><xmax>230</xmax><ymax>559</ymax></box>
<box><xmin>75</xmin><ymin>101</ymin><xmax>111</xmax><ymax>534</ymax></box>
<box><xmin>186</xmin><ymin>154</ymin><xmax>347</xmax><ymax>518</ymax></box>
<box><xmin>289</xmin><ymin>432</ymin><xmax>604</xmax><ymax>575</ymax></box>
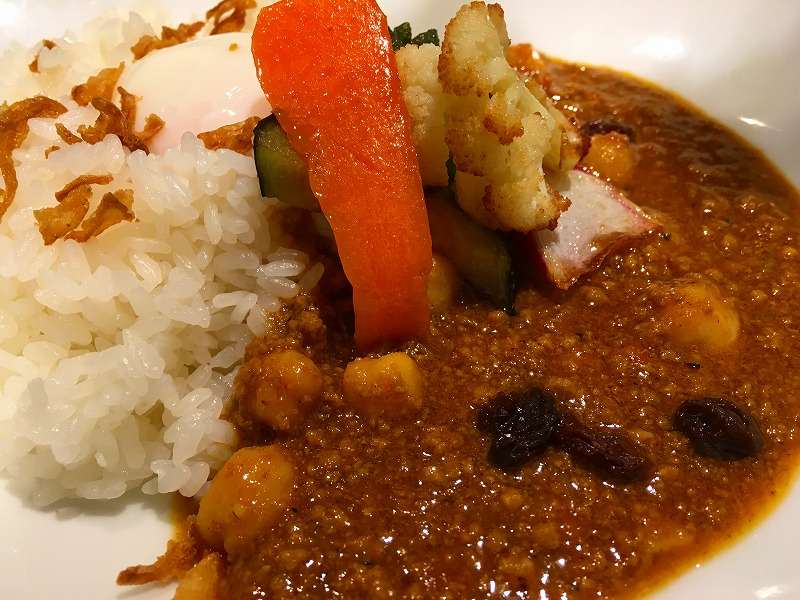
<box><xmin>127</xmin><ymin>54</ymin><xmax>800</xmax><ymax>599</ymax></box>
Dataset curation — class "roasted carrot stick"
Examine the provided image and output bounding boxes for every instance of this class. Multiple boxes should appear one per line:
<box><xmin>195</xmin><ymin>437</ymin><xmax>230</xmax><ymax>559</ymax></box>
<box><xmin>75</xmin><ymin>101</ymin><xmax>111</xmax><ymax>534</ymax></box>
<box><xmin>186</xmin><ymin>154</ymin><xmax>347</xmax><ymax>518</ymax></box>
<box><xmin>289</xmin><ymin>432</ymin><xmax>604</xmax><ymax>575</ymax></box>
<box><xmin>251</xmin><ymin>0</ymin><xmax>432</xmax><ymax>352</ymax></box>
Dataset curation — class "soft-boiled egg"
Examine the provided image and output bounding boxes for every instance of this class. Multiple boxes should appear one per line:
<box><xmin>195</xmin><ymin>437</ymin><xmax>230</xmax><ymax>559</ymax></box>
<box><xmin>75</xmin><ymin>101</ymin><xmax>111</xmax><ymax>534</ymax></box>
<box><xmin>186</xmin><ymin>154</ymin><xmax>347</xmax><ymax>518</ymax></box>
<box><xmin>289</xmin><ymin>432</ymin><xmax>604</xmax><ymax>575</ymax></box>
<box><xmin>119</xmin><ymin>32</ymin><xmax>272</xmax><ymax>154</ymax></box>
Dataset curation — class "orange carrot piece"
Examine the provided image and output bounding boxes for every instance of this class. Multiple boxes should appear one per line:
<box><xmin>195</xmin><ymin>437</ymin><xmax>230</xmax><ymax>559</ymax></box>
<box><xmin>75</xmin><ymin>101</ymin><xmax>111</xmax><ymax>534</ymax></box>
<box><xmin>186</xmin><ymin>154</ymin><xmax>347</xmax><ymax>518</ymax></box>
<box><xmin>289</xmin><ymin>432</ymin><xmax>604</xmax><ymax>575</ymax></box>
<box><xmin>251</xmin><ymin>0</ymin><xmax>432</xmax><ymax>352</ymax></box>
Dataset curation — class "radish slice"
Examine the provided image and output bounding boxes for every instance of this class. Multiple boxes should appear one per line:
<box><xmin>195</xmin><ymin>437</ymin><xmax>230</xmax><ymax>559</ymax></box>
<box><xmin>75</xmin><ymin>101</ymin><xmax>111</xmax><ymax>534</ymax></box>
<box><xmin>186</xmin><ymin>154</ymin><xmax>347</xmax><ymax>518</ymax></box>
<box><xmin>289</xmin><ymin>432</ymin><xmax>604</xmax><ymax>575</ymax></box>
<box><xmin>529</xmin><ymin>169</ymin><xmax>660</xmax><ymax>289</ymax></box>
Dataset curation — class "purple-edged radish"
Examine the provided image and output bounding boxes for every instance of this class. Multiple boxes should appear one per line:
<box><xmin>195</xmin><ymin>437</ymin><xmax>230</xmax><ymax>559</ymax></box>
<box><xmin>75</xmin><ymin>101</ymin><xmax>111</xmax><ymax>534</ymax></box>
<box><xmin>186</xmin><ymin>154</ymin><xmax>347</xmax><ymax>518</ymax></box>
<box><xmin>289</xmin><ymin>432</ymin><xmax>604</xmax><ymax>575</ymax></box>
<box><xmin>528</xmin><ymin>169</ymin><xmax>661</xmax><ymax>289</ymax></box>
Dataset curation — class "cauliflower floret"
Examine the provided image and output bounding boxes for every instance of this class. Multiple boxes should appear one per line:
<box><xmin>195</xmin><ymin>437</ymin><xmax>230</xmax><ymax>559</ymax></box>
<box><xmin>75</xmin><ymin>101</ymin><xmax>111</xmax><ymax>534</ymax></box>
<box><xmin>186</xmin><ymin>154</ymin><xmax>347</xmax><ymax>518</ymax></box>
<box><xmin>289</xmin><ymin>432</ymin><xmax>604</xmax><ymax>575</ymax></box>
<box><xmin>507</xmin><ymin>44</ymin><xmax>586</xmax><ymax>173</ymax></box>
<box><xmin>396</xmin><ymin>44</ymin><xmax>451</xmax><ymax>187</ymax></box>
<box><xmin>438</xmin><ymin>1</ymin><xmax>569</xmax><ymax>232</ymax></box>
<box><xmin>394</xmin><ymin>2</ymin><xmax>583</xmax><ymax>232</ymax></box>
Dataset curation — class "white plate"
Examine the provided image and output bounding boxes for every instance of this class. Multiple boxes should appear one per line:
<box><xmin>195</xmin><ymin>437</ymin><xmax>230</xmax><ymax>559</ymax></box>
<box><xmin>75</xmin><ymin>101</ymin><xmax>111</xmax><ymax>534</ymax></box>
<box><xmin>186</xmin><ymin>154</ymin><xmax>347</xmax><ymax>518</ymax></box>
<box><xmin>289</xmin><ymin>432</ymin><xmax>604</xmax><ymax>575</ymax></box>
<box><xmin>0</xmin><ymin>1</ymin><xmax>798</xmax><ymax>599</ymax></box>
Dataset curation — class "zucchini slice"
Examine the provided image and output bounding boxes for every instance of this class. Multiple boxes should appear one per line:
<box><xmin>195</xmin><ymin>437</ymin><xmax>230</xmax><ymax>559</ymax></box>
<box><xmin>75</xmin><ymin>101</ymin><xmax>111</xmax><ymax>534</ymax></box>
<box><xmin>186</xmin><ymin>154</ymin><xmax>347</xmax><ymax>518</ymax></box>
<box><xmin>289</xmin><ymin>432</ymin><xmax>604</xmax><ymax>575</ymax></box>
<box><xmin>253</xmin><ymin>115</ymin><xmax>319</xmax><ymax>211</ymax></box>
<box><xmin>426</xmin><ymin>191</ymin><xmax>515</xmax><ymax>312</ymax></box>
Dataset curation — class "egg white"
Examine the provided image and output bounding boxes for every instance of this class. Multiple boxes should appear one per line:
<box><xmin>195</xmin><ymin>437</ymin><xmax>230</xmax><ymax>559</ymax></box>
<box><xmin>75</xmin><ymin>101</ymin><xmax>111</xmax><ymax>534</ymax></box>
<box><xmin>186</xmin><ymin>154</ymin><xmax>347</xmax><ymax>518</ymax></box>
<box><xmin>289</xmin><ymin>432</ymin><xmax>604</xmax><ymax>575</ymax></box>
<box><xmin>119</xmin><ymin>32</ymin><xmax>272</xmax><ymax>154</ymax></box>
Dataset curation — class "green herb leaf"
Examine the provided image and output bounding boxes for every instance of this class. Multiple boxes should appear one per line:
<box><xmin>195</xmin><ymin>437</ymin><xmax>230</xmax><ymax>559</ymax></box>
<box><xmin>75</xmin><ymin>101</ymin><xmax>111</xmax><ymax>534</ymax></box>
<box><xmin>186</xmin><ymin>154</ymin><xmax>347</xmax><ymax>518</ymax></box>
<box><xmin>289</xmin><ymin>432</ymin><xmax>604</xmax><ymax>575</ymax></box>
<box><xmin>389</xmin><ymin>22</ymin><xmax>439</xmax><ymax>50</ymax></box>
<box><xmin>411</xmin><ymin>28</ymin><xmax>439</xmax><ymax>46</ymax></box>
<box><xmin>389</xmin><ymin>22</ymin><xmax>412</xmax><ymax>51</ymax></box>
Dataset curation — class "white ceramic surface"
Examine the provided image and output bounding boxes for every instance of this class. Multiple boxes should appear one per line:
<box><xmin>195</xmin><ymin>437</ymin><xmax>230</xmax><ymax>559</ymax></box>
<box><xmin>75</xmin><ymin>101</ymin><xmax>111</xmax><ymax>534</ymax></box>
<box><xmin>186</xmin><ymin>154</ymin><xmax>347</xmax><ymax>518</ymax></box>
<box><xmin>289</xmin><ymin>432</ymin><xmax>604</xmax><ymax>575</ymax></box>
<box><xmin>0</xmin><ymin>1</ymin><xmax>798</xmax><ymax>599</ymax></box>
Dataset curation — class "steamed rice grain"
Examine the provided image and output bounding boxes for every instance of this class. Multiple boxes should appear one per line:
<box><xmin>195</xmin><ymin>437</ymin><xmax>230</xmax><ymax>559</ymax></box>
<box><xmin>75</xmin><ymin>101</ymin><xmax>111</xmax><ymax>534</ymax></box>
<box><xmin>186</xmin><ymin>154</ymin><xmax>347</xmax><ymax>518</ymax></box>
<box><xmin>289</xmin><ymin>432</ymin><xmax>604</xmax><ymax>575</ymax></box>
<box><xmin>0</xmin><ymin>3</ymin><xmax>318</xmax><ymax>505</ymax></box>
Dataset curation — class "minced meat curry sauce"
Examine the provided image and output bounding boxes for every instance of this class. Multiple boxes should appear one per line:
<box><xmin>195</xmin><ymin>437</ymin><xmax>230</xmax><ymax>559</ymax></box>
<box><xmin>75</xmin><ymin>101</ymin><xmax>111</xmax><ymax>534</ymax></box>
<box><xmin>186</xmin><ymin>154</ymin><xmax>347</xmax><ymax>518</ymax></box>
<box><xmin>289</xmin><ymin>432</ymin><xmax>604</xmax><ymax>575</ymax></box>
<box><xmin>170</xmin><ymin>55</ymin><xmax>800</xmax><ymax>598</ymax></box>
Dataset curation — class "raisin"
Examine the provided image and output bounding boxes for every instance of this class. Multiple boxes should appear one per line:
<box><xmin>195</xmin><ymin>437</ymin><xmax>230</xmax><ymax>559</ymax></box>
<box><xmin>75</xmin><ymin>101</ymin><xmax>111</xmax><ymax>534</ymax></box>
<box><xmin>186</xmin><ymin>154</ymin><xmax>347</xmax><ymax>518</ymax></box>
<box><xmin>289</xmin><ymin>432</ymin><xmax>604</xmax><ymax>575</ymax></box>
<box><xmin>478</xmin><ymin>387</ymin><xmax>562</xmax><ymax>470</ymax></box>
<box><xmin>673</xmin><ymin>397</ymin><xmax>764</xmax><ymax>460</ymax></box>
<box><xmin>580</xmin><ymin>118</ymin><xmax>636</xmax><ymax>141</ymax></box>
<box><xmin>553</xmin><ymin>415</ymin><xmax>653</xmax><ymax>483</ymax></box>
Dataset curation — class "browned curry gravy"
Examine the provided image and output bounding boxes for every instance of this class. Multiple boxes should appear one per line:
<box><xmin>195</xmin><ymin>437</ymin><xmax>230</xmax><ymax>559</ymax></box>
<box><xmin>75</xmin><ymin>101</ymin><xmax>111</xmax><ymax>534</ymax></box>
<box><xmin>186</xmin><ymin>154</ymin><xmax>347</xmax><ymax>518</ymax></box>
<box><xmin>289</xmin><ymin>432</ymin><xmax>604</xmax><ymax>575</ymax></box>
<box><xmin>219</xmin><ymin>59</ymin><xmax>800</xmax><ymax>599</ymax></box>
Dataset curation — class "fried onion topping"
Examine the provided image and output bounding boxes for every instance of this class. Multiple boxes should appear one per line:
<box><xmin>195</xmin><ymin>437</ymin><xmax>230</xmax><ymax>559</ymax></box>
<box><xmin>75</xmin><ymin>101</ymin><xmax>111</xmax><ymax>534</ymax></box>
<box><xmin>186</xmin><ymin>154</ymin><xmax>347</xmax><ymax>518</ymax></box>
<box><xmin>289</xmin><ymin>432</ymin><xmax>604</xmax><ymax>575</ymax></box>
<box><xmin>119</xmin><ymin>86</ymin><xmax>165</xmax><ymax>146</ymax></box>
<box><xmin>77</xmin><ymin>97</ymin><xmax>149</xmax><ymax>153</ymax></box>
<box><xmin>131</xmin><ymin>21</ymin><xmax>204</xmax><ymax>61</ymax></box>
<box><xmin>198</xmin><ymin>115</ymin><xmax>260</xmax><ymax>155</ymax></box>
<box><xmin>117</xmin><ymin>518</ymin><xmax>205</xmax><ymax>586</ymax></box>
<box><xmin>65</xmin><ymin>189</ymin><xmax>135</xmax><ymax>243</ymax></box>
<box><xmin>71</xmin><ymin>63</ymin><xmax>125</xmax><ymax>107</ymax></box>
<box><xmin>0</xmin><ymin>96</ymin><xmax>67</xmax><ymax>221</ymax></box>
<box><xmin>28</xmin><ymin>39</ymin><xmax>57</xmax><ymax>73</ymax></box>
<box><xmin>207</xmin><ymin>0</ymin><xmax>258</xmax><ymax>35</ymax></box>
<box><xmin>34</xmin><ymin>174</ymin><xmax>137</xmax><ymax>245</ymax></box>
<box><xmin>54</xmin><ymin>122</ymin><xmax>82</xmax><ymax>145</ymax></box>
<box><xmin>35</xmin><ymin>176</ymin><xmax>102</xmax><ymax>245</ymax></box>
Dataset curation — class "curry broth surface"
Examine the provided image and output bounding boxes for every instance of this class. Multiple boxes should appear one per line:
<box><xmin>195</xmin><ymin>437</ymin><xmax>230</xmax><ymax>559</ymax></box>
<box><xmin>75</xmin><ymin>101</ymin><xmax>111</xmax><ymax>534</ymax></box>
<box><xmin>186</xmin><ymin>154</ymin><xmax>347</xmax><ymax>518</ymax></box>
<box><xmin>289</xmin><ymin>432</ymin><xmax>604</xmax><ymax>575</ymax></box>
<box><xmin>223</xmin><ymin>60</ymin><xmax>800</xmax><ymax>599</ymax></box>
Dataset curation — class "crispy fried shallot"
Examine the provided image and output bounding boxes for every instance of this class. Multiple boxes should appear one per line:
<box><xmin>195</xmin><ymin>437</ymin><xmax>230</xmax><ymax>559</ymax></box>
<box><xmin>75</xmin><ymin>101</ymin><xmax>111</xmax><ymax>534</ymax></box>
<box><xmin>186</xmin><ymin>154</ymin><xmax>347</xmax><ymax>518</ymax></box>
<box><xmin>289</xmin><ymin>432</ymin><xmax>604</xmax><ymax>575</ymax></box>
<box><xmin>66</xmin><ymin>189</ymin><xmax>135</xmax><ymax>243</ymax></box>
<box><xmin>117</xmin><ymin>518</ymin><xmax>205</xmax><ymax>586</ymax></box>
<box><xmin>131</xmin><ymin>21</ymin><xmax>204</xmax><ymax>61</ymax></box>
<box><xmin>55</xmin><ymin>122</ymin><xmax>81</xmax><ymax>145</ymax></box>
<box><xmin>198</xmin><ymin>115</ymin><xmax>260</xmax><ymax>155</ymax></box>
<box><xmin>28</xmin><ymin>39</ymin><xmax>57</xmax><ymax>73</ymax></box>
<box><xmin>207</xmin><ymin>0</ymin><xmax>257</xmax><ymax>35</ymax></box>
<box><xmin>130</xmin><ymin>0</ymin><xmax>256</xmax><ymax>59</ymax></box>
<box><xmin>34</xmin><ymin>175</ymin><xmax>112</xmax><ymax>245</ymax></box>
<box><xmin>119</xmin><ymin>86</ymin><xmax>165</xmax><ymax>146</ymax></box>
<box><xmin>71</xmin><ymin>63</ymin><xmax>125</xmax><ymax>106</ymax></box>
<box><xmin>54</xmin><ymin>174</ymin><xmax>114</xmax><ymax>203</ymax></box>
<box><xmin>44</xmin><ymin>86</ymin><xmax>162</xmax><ymax>171</ymax></box>
<box><xmin>36</xmin><ymin>175</ymin><xmax>136</xmax><ymax>245</ymax></box>
<box><xmin>118</xmin><ymin>86</ymin><xmax>137</xmax><ymax>122</ymax></box>
<box><xmin>77</xmin><ymin>97</ymin><xmax>149</xmax><ymax>153</ymax></box>
<box><xmin>139</xmin><ymin>114</ymin><xmax>166</xmax><ymax>144</ymax></box>
<box><xmin>0</xmin><ymin>96</ymin><xmax>67</xmax><ymax>221</ymax></box>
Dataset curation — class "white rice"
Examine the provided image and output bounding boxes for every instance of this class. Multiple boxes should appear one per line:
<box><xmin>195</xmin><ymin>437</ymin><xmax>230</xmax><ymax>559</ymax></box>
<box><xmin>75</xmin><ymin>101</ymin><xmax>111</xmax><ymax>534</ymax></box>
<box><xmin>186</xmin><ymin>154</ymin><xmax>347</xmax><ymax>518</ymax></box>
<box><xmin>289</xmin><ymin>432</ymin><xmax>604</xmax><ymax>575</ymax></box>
<box><xmin>0</xmin><ymin>3</ymin><xmax>320</xmax><ymax>506</ymax></box>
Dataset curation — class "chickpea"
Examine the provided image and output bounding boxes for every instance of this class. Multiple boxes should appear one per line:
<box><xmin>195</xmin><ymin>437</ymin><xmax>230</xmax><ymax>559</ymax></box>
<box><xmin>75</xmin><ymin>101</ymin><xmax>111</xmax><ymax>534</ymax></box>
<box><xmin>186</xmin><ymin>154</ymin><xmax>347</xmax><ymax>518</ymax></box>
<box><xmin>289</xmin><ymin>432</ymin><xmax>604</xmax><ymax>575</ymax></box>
<box><xmin>242</xmin><ymin>349</ymin><xmax>324</xmax><ymax>430</ymax></box>
<box><xmin>582</xmin><ymin>131</ymin><xmax>634</xmax><ymax>184</ymax></box>
<box><xmin>656</xmin><ymin>280</ymin><xmax>740</xmax><ymax>350</ymax></box>
<box><xmin>342</xmin><ymin>352</ymin><xmax>424</xmax><ymax>417</ymax></box>
<box><xmin>196</xmin><ymin>445</ymin><xmax>295</xmax><ymax>557</ymax></box>
<box><xmin>427</xmin><ymin>252</ymin><xmax>462</xmax><ymax>313</ymax></box>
